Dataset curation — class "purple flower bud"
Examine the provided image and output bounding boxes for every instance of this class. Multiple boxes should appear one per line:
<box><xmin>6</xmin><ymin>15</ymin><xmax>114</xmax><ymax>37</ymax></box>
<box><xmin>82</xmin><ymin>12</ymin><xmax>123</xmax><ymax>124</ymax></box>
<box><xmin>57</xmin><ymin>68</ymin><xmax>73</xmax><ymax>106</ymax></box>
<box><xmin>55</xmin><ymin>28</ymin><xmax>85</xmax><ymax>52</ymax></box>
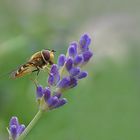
<box><xmin>50</xmin><ymin>64</ymin><xmax>58</xmax><ymax>74</ymax></box>
<box><xmin>65</xmin><ymin>58</ymin><xmax>73</xmax><ymax>71</ymax></box>
<box><xmin>70</xmin><ymin>42</ymin><xmax>78</xmax><ymax>50</ymax></box>
<box><xmin>78</xmin><ymin>71</ymin><xmax>88</xmax><ymax>79</ymax></box>
<box><xmin>58</xmin><ymin>77</ymin><xmax>78</xmax><ymax>89</ymax></box>
<box><xmin>74</xmin><ymin>55</ymin><xmax>83</xmax><ymax>65</ymax></box>
<box><xmin>36</xmin><ymin>85</ymin><xmax>43</xmax><ymax>98</ymax></box>
<box><xmin>58</xmin><ymin>77</ymin><xmax>70</xmax><ymax>88</ymax></box>
<box><xmin>48</xmin><ymin>65</ymin><xmax>60</xmax><ymax>86</ymax></box>
<box><xmin>43</xmin><ymin>87</ymin><xmax>51</xmax><ymax>102</ymax></box>
<box><xmin>58</xmin><ymin>54</ymin><xmax>66</xmax><ymax>67</ymax></box>
<box><xmin>17</xmin><ymin>124</ymin><xmax>25</xmax><ymax>135</ymax></box>
<box><xmin>69</xmin><ymin>67</ymin><xmax>80</xmax><ymax>77</ymax></box>
<box><xmin>68</xmin><ymin>44</ymin><xmax>77</xmax><ymax>57</ymax></box>
<box><xmin>79</xmin><ymin>34</ymin><xmax>91</xmax><ymax>51</ymax></box>
<box><xmin>47</xmin><ymin>96</ymin><xmax>59</xmax><ymax>107</ymax></box>
<box><xmin>55</xmin><ymin>98</ymin><xmax>67</xmax><ymax>108</ymax></box>
<box><xmin>83</xmin><ymin>51</ymin><xmax>93</xmax><ymax>62</ymax></box>
<box><xmin>9</xmin><ymin>117</ymin><xmax>25</xmax><ymax>140</ymax></box>
<box><xmin>69</xmin><ymin>77</ymin><xmax>77</xmax><ymax>88</ymax></box>
<box><xmin>10</xmin><ymin>125</ymin><xmax>17</xmax><ymax>140</ymax></box>
<box><xmin>51</xmin><ymin>97</ymin><xmax>59</xmax><ymax>107</ymax></box>
<box><xmin>10</xmin><ymin>117</ymin><xmax>19</xmax><ymax>127</ymax></box>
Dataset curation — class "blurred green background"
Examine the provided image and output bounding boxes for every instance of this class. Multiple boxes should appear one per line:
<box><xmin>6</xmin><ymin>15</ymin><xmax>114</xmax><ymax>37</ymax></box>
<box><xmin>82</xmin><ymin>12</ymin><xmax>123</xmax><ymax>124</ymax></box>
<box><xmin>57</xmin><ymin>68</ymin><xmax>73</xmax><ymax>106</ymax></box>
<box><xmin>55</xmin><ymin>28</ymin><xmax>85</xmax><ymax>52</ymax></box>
<box><xmin>0</xmin><ymin>0</ymin><xmax>140</xmax><ymax>140</ymax></box>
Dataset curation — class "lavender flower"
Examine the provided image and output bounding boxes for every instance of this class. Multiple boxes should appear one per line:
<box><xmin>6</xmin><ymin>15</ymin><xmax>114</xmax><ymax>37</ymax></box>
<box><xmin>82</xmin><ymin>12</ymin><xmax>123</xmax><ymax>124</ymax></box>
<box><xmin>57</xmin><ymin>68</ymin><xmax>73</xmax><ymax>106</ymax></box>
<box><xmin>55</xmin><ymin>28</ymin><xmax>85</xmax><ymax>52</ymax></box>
<box><xmin>36</xmin><ymin>86</ymin><xmax>67</xmax><ymax>111</ymax></box>
<box><xmin>8</xmin><ymin>117</ymin><xmax>25</xmax><ymax>140</ymax></box>
<box><xmin>36</xmin><ymin>34</ymin><xmax>93</xmax><ymax>111</ymax></box>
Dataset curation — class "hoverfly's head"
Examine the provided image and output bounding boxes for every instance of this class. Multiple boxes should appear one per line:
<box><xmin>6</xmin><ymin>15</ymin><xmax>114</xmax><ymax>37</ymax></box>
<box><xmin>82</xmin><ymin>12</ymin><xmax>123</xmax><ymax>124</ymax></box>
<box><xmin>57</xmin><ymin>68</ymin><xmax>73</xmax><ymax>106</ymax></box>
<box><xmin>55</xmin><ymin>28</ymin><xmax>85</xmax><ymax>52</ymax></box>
<box><xmin>42</xmin><ymin>49</ymin><xmax>55</xmax><ymax>64</ymax></box>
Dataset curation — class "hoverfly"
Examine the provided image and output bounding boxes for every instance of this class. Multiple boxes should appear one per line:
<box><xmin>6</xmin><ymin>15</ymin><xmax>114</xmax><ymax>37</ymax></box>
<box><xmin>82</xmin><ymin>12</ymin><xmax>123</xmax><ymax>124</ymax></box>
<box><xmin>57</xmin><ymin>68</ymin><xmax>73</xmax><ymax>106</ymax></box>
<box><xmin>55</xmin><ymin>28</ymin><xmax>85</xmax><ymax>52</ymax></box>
<box><xmin>11</xmin><ymin>49</ymin><xmax>55</xmax><ymax>79</ymax></box>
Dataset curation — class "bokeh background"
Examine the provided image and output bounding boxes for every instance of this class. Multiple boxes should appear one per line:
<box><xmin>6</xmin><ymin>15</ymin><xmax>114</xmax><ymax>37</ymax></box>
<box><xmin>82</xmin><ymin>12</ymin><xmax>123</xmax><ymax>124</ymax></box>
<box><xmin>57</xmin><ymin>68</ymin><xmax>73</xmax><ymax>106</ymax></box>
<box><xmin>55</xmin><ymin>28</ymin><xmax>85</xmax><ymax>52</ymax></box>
<box><xmin>0</xmin><ymin>0</ymin><xmax>140</xmax><ymax>140</ymax></box>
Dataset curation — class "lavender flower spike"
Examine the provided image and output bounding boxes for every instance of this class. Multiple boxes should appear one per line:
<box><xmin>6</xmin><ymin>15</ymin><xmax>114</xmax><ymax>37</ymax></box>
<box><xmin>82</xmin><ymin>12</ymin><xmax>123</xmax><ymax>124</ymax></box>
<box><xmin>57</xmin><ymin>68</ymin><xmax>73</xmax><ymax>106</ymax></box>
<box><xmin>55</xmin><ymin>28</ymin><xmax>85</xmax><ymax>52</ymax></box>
<box><xmin>8</xmin><ymin>116</ymin><xmax>25</xmax><ymax>140</ymax></box>
<box><xmin>46</xmin><ymin>34</ymin><xmax>93</xmax><ymax>95</ymax></box>
<box><xmin>35</xmin><ymin>33</ymin><xmax>93</xmax><ymax>111</ymax></box>
<box><xmin>36</xmin><ymin>85</ymin><xmax>67</xmax><ymax>111</ymax></box>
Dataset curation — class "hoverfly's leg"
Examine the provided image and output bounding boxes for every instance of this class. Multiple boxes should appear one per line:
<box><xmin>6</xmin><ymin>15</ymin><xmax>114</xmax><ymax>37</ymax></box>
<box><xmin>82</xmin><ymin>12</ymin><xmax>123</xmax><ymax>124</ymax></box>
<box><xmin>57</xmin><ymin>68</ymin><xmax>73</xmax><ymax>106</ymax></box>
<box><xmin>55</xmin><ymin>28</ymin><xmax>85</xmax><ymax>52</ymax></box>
<box><xmin>32</xmin><ymin>67</ymin><xmax>40</xmax><ymax>76</ymax></box>
<box><xmin>32</xmin><ymin>69</ymin><xmax>39</xmax><ymax>73</ymax></box>
<box><xmin>37</xmin><ymin>69</ymin><xmax>40</xmax><ymax>75</ymax></box>
<box><xmin>36</xmin><ymin>66</ymin><xmax>40</xmax><ymax>76</ymax></box>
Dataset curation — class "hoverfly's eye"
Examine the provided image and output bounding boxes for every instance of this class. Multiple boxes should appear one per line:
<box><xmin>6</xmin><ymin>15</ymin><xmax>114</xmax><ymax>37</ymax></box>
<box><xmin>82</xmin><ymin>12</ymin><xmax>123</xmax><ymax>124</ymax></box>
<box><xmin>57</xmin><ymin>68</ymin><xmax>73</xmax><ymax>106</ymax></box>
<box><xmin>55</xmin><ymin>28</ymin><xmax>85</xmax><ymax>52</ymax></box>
<box><xmin>42</xmin><ymin>50</ymin><xmax>50</xmax><ymax>61</ymax></box>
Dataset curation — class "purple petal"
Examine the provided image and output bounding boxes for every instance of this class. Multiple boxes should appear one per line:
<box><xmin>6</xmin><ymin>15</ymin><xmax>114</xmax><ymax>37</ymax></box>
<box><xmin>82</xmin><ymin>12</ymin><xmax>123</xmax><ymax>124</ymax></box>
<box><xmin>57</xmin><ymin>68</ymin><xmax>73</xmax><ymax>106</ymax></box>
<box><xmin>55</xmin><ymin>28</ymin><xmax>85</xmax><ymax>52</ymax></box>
<box><xmin>47</xmin><ymin>96</ymin><xmax>59</xmax><ymax>107</ymax></box>
<box><xmin>79</xmin><ymin>34</ymin><xmax>91</xmax><ymax>51</ymax></box>
<box><xmin>69</xmin><ymin>67</ymin><xmax>80</xmax><ymax>77</ymax></box>
<box><xmin>68</xmin><ymin>44</ymin><xmax>77</xmax><ymax>57</ymax></box>
<box><xmin>55</xmin><ymin>98</ymin><xmax>67</xmax><ymax>108</ymax></box>
<box><xmin>47</xmin><ymin>97</ymin><xmax>53</xmax><ymax>106</ymax></box>
<box><xmin>48</xmin><ymin>73</ymin><xmax>60</xmax><ymax>86</ymax></box>
<box><xmin>58</xmin><ymin>54</ymin><xmax>66</xmax><ymax>67</ymax></box>
<box><xmin>17</xmin><ymin>124</ymin><xmax>25</xmax><ymax>135</ymax></box>
<box><xmin>82</xmin><ymin>51</ymin><xmax>93</xmax><ymax>62</ymax></box>
<box><xmin>48</xmin><ymin>65</ymin><xmax>60</xmax><ymax>86</ymax></box>
<box><xmin>10</xmin><ymin>125</ymin><xmax>17</xmax><ymax>140</ymax></box>
<box><xmin>43</xmin><ymin>87</ymin><xmax>51</xmax><ymax>102</ymax></box>
<box><xmin>10</xmin><ymin>117</ymin><xmax>19</xmax><ymax>128</ymax></box>
<box><xmin>58</xmin><ymin>77</ymin><xmax>70</xmax><ymax>88</ymax></box>
<box><xmin>58</xmin><ymin>77</ymin><xmax>77</xmax><ymax>89</ymax></box>
<box><xmin>70</xmin><ymin>42</ymin><xmax>78</xmax><ymax>50</ymax></box>
<box><xmin>69</xmin><ymin>77</ymin><xmax>78</xmax><ymax>88</ymax></box>
<box><xmin>50</xmin><ymin>64</ymin><xmax>59</xmax><ymax>74</ymax></box>
<box><xmin>65</xmin><ymin>58</ymin><xmax>73</xmax><ymax>71</ymax></box>
<box><xmin>78</xmin><ymin>71</ymin><xmax>88</xmax><ymax>79</ymax></box>
<box><xmin>74</xmin><ymin>55</ymin><xmax>83</xmax><ymax>65</ymax></box>
<box><xmin>36</xmin><ymin>85</ymin><xmax>43</xmax><ymax>98</ymax></box>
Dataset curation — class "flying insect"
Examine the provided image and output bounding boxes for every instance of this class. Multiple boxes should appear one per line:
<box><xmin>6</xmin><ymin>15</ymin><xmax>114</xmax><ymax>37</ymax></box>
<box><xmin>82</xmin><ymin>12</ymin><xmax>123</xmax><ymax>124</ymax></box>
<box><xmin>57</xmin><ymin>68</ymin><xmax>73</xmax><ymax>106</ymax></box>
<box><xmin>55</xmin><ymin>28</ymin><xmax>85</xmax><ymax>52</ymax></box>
<box><xmin>11</xmin><ymin>49</ymin><xmax>55</xmax><ymax>79</ymax></box>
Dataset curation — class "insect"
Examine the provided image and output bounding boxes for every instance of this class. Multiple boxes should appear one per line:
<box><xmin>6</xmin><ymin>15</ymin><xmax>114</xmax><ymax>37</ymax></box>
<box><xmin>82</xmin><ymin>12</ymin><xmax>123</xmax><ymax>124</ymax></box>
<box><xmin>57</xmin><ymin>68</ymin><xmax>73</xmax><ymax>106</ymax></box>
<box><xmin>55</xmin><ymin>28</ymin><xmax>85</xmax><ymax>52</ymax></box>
<box><xmin>11</xmin><ymin>49</ymin><xmax>55</xmax><ymax>79</ymax></box>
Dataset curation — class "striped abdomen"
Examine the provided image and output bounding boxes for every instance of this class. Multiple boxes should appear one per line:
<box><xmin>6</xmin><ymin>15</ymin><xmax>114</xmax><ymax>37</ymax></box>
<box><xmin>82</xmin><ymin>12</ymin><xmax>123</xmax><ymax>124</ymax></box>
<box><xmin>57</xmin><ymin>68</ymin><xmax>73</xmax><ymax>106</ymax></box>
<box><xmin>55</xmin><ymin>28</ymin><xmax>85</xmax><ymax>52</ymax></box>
<box><xmin>11</xmin><ymin>63</ymin><xmax>36</xmax><ymax>79</ymax></box>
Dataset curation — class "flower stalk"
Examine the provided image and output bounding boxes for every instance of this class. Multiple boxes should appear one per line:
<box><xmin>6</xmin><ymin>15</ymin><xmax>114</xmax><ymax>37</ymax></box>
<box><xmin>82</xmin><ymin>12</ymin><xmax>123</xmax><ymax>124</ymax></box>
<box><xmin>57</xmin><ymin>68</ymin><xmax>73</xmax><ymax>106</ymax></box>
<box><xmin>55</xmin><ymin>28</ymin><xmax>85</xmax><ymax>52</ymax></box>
<box><xmin>17</xmin><ymin>110</ymin><xmax>43</xmax><ymax>140</ymax></box>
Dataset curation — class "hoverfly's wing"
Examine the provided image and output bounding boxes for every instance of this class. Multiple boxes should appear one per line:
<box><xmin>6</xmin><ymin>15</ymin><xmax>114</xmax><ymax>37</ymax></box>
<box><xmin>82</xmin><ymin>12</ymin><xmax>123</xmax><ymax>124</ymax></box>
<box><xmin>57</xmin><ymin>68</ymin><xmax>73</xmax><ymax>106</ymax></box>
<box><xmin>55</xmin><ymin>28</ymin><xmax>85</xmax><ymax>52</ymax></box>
<box><xmin>10</xmin><ymin>63</ymin><xmax>37</xmax><ymax>79</ymax></box>
<box><xmin>29</xmin><ymin>51</ymin><xmax>42</xmax><ymax>61</ymax></box>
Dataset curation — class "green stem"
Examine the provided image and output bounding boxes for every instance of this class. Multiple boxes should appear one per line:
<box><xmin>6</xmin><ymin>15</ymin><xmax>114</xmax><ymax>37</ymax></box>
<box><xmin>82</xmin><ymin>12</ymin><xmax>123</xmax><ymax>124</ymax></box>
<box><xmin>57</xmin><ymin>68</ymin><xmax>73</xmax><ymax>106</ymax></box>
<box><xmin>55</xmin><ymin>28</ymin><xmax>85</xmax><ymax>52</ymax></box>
<box><xmin>17</xmin><ymin>110</ymin><xmax>43</xmax><ymax>140</ymax></box>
